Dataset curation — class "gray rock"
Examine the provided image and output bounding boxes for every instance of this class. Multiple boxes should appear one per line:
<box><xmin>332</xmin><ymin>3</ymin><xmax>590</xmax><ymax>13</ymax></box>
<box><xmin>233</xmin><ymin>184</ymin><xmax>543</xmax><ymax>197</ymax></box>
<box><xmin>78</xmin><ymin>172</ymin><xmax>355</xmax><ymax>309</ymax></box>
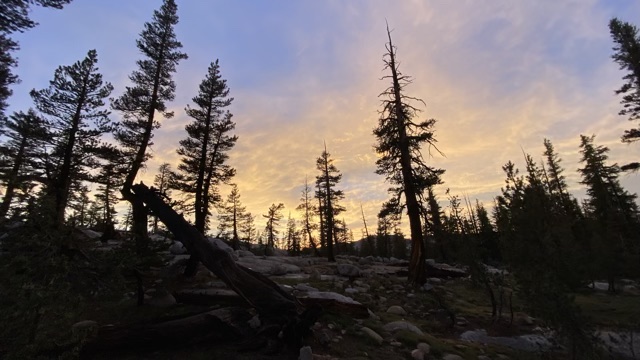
<box><xmin>417</xmin><ymin>342</ymin><xmax>430</xmax><ymax>354</ymax></box>
<box><xmin>623</xmin><ymin>284</ymin><xmax>640</xmax><ymax>295</ymax></box>
<box><xmin>309</xmin><ymin>269</ymin><xmax>322</xmax><ymax>281</ymax></box>
<box><xmin>169</xmin><ymin>241</ymin><xmax>187</xmax><ymax>255</ymax></box>
<box><xmin>295</xmin><ymin>284</ymin><xmax>319</xmax><ymax>292</ymax></box>
<box><xmin>386</xmin><ymin>305</ymin><xmax>407</xmax><ymax>315</ymax></box>
<box><xmin>336</xmin><ymin>263</ymin><xmax>361</xmax><ymax>277</ymax></box>
<box><xmin>460</xmin><ymin>329</ymin><xmax>552</xmax><ymax>352</ymax></box>
<box><xmin>442</xmin><ymin>355</ymin><xmax>464</xmax><ymax>360</ymax></box>
<box><xmin>298</xmin><ymin>345</ymin><xmax>312</xmax><ymax>360</ymax></box>
<box><xmin>361</xmin><ymin>327</ymin><xmax>383</xmax><ymax>344</ymax></box>
<box><xmin>345</xmin><ymin>287</ymin><xmax>359</xmax><ymax>294</ymax></box>
<box><xmin>422</xmin><ymin>283</ymin><xmax>434</xmax><ymax>292</ymax></box>
<box><xmin>383</xmin><ymin>320</ymin><xmax>423</xmax><ymax>335</ymax></box>
<box><xmin>248</xmin><ymin>315</ymin><xmax>261</xmax><ymax>329</ymax></box>
<box><xmin>148</xmin><ymin>290</ymin><xmax>176</xmax><ymax>307</ymax></box>
<box><xmin>72</xmin><ymin>320</ymin><xmax>98</xmax><ymax>331</ymax></box>
<box><xmin>477</xmin><ymin>356</ymin><xmax>491</xmax><ymax>360</ymax></box>
<box><xmin>237</xmin><ymin>250</ymin><xmax>255</xmax><ymax>257</ymax></box>
<box><xmin>410</xmin><ymin>349</ymin><xmax>425</xmax><ymax>360</ymax></box>
<box><xmin>305</xmin><ymin>291</ymin><xmax>360</xmax><ymax>304</ymax></box>
<box><xmin>428</xmin><ymin>277</ymin><xmax>442</xmax><ymax>284</ymax></box>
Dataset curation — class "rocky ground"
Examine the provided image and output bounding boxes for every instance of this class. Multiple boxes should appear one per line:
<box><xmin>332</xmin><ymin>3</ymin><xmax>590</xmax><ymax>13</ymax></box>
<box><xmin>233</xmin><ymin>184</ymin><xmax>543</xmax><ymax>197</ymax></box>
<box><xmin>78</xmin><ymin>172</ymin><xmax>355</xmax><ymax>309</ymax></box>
<box><xmin>75</xmin><ymin>231</ymin><xmax>640</xmax><ymax>359</ymax></box>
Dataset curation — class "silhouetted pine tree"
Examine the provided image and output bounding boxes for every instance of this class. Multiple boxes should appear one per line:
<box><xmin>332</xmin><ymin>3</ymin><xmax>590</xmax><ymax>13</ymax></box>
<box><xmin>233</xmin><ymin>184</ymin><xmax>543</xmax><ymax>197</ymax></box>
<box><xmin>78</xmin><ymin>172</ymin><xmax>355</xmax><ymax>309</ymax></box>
<box><xmin>151</xmin><ymin>162</ymin><xmax>172</xmax><ymax>234</ymax></box>
<box><xmin>296</xmin><ymin>177</ymin><xmax>319</xmax><ymax>255</ymax></box>
<box><xmin>112</xmin><ymin>0</ymin><xmax>187</xmax><ymax>256</ymax></box>
<box><xmin>263</xmin><ymin>203</ymin><xmax>284</xmax><ymax>255</ymax></box>
<box><xmin>173</xmin><ymin>60</ymin><xmax>236</xmax><ymax>235</ymax></box>
<box><xmin>578</xmin><ymin>134</ymin><xmax>640</xmax><ymax>292</ymax></box>
<box><xmin>217</xmin><ymin>184</ymin><xmax>247</xmax><ymax>250</ymax></box>
<box><xmin>373</xmin><ymin>25</ymin><xmax>445</xmax><ymax>286</ymax></box>
<box><xmin>93</xmin><ymin>146</ymin><xmax>126</xmax><ymax>239</ymax></box>
<box><xmin>0</xmin><ymin>0</ymin><xmax>72</xmax><ymax>119</ymax></box>
<box><xmin>0</xmin><ymin>110</ymin><xmax>48</xmax><ymax>219</ymax></box>
<box><xmin>315</xmin><ymin>145</ymin><xmax>344</xmax><ymax>262</ymax></box>
<box><xmin>30</xmin><ymin>49</ymin><xmax>114</xmax><ymax>226</ymax></box>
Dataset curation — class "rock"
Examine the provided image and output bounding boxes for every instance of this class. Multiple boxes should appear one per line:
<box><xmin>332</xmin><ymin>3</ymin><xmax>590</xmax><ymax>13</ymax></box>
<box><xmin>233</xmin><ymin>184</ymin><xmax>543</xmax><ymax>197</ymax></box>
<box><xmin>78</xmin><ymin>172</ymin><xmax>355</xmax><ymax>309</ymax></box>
<box><xmin>345</xmin><ymin>287</ymin><xmax>358</xmax><ymax>295</ymax></box>
<box><xmin>456</xmin><ymin>317</ymin><xmax>468</xmax><ymax>326</ymax></box>
<box><xmin>477</xmin><ymin>356</ymin><xmax>491</xmax><ymax>360</ymax></box>
<box><xmin>248</xmin><ymin>315</ymin><xmax>261</xmax><ymax>329</ymax></box>
<box><xmin>588</xmin><ymin>281</ymin><xmax>609</xmax><ymax>292</ymax></box>
<box><xmin>410</xmin><ymin>349</ymin><xmax>425</xmax><ymax>360</ymax></box>
<box><xmin>442</xmin><ymin>354</ymin><xmax>464</xmax><ymax>360</ymax></box>
<box><xmin>623</xmin><ymin>284</ymin><xmax>640</xmax><ymax>295</ymax></box>
<box><xmin>72</xmin><ymin>320</ymin><xmax>98</xmax><ymax>331</ymax></box>
<box><xmin>383</xmin><ymin>320</ymin><xmax>423</xmax><ymax>335</ymax></box>
<box><xmin>422</xmin><ymin>283</ymin><xmax>434</xmax><ymax>292</ymax></box>
<box><xmin>428</xmin><ymin>277</ymin><xmax>442</xmax><ymax>284</ymax></box>
<box><xmin>358</xmin><ymin>256</ymin><xmax>374</xmax><ymax>265</ymax></box>
<box><xmin>417</xmin><ymin>342</ymin><xmax>430</xmax><ymax>354</ymax></box>
<box><xmin>148</xmin><ymin>290</ymin><xmax>176</xmax><ymax>307</ymax></box>
<box><xmin>336</xmin><ymin>264</ymin><xmax>361</xmax><ymax>277</ymax></box>
<box><xmin>169</xmin><ymin>241</ymin><xmax>187</xmax><ymax>255</ymax></box>
<box><xmin>79</xmin><ymin>228</ymin><xmax>103</xmax><ymax>240</ymax></box>
<box><xmin>295</xmin><ymin>284</ymin><xmax>319</xmax><ymax>292</ymax></box>
<box><xmin>299</xmin><ymin>345</ymin><xmax>313</xmax><ymax>360</ymax></box>
<box><xmin>496</xmin><ymin>355</ymin><xmax>511</xmax><ymax>360</ymax></box>
<box><xmin>237</xmin><ymin>250</ymin><xmax>255</xmax><ymax>257</ymax></box>
<box><xmin>305</xmin><ymin>291</ymin><xmax>360</xmax><ymax>304</ymax></box>
<box><xmin>386</xmin><ymin>305</ymin><xmax>407</xmax><ymax>315</ymax></box>
<box><xmin>310</xmin><ymin>269</ymin><xmax>322</xmax><ymax>281</ymax></box>
<box><xmin>460</xmin><ymin>329</ymin><xmax>552</xmax><ymax>352</ymax></box>
<box><xmin>360</xmin><ymin>327</ymin><xmax>383</xmax><ymax>344</ymax></box>
<box><xmin>367</xmin><ymin>309</ymin><xmax>380</xmax><ymax>321</ymax></box>
<box><xmin>207</xmin><ymin>237</ymin><xmax>237</xmax><ymax>259</ymax></box>
<box><xmin>390</xmin><ymin>340</ymin><xmax>402</xmax><ymax>347</ymax></box>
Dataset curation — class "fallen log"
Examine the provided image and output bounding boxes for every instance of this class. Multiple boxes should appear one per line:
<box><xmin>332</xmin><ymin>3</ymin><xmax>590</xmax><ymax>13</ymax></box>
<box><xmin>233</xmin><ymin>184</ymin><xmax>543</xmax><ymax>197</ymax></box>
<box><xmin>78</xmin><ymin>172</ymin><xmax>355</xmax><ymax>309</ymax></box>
<box><xmin>81</xmin><ymin>307</ymin><xmax>252</xmax><ymax>358</ymax></box>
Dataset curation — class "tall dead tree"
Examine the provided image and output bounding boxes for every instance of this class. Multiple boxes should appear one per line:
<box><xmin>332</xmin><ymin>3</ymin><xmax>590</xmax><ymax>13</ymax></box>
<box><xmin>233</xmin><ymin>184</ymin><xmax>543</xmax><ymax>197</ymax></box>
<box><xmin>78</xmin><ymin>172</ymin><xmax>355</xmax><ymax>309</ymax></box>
<box><xmin>373</xmin><ymin>25</ymin><xmax>444</xmax><ymax>286</ymax></box>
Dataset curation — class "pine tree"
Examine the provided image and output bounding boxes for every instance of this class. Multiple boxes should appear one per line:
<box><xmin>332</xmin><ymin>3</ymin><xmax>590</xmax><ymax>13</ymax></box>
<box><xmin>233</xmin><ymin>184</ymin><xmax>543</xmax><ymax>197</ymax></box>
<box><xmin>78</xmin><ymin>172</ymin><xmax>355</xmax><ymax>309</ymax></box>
<box><xmin>151</xmin><ymin>162</ymin><xmax>172</xmax><ymax>234</ymax></box>
<box><xmin>285</xmin><ymin>213</ymin><xmax>301</xmax><ymax>255</ymax></box>
<box><xmin>609</xmin><ymin>18</ymin><xmax>640</xmax><ymax>171</ymax></box>
<box><xmin>578</xmin><ymin>134</ymin><xmax>639</xmax><ymax>292</ymax></box>
<box><xmin>263</xmin><ymin>203</ymin><xmax>284</xmax><ymax>255</ymax></box>
<box><xmin>315</xmin><ymin>145</ymin><xmax>344</xmax><ymax>262</ymax></box>
<box><xmin>373</xmin><ymin>25</ymin><xmax>445</xmax><ymax>286</ymax></box>
<box><xmin>0</xmin><ymin>110</ymin><xmax>48</xmax><ymax>219</ymax></box>
<box><xmin>0</xmin><ymin>0</ymin><xmax>72</xmax><ymax>119</ymax></box>
<box><xmin>93</xmin><ymin>146</ymin><xmax>126</xmax><ymax>239</ymax></box>
<box><xmin>30</xmin><ymin>49</ymin><xmax>114</xmax><ymax>226</ymax></box>
<box><xmin>112</xmin><ymin>0</ymin><xmax>187</xmax><ymax>254</ymax></box>
<box><xmin>240</xmin><ymin>212</ymin><xmax>256</xmax><ymax>248</ymax></box>
<box><xmin>296</xmin><ymin>177</ymin><xmax>319</xmax><ymax>255</ymax></box>
<box><xmin>217</xmin><ymin>184</ymin><xmax>247</xmax><ymax>250</ymax></box>
<box><xmin>173</xmin><ymin>60</ymin><xmax>236</xmax><ymax>235</ymax></box>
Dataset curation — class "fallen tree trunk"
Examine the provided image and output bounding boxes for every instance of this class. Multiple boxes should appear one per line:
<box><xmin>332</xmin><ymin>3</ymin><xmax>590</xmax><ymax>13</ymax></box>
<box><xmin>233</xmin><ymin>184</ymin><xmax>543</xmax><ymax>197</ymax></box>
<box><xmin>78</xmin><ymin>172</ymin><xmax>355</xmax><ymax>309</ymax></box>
<box><xmin>131</xmin><ymin>183</ymin><xmax>298</xmax><ymax>323</ymax></box>
<box><xmin>81</xmin><ymin>307</ymin><xmax>252</xmax><ymax>357</ymax></box>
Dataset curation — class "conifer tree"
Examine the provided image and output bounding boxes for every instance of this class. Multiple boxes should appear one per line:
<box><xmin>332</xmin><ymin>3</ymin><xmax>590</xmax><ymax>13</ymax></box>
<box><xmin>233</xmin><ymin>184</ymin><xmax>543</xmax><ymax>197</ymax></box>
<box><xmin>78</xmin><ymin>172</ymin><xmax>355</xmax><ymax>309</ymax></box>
<box><xmin>112</xmin><ymin>0</ymin><xmax>187</xmax><ymax>254</ymax></box>
<box><xmin>0</xmin><ymin>0</ymin><xmax>72</xmax><ymax>120</ymax></box>
<box><xmin>30</xmin><ymin>49</ymin><xmax>114</xmax><ymax>226</ymax></box>
<box><xmin>263</xmin><ymin>203</ymin><xmax>284</xmax><ymax>255</ymax></box>
<box><xmin>578</xmin><ymin>134</ymin><xmax>639</xmax><ymax>292</ymax></box>
<box><xmin>0</xmin><ymin>110</ymin><xmax>48</xmax><ymax>219</ymax></box>
<box><xmin>240</xmin><ymin>212</ymin><xmax>256</xmax><ymax>247</ymax></box>
<box><xmin>315</xmin><ymin>145</ymin><xmax>344</xmax><ymax>262</ymax></box>
<box><xmin>151</xmin><ymin>162</ymin><xmax>172</xmax><ymax>233</ymax></box>
<box><xmin>609</xmin><ymin>18</ymin><xmax>640</xmax><ymax>171</ymax></box>
<box><xmin>93</xmin><ymin>146</ymin><xmax>126</xmax><ymax>238</ymax></box>
<box><xmin>297</xmin><ymin>177</ymin><xmax>319</xmax><ymax>255</ymax></box>
<box><xmin>217</xmin><ymin>184</ymin><xmax>247</xmax><ymax>250</ymax></box>
<box><xmin>285</xmin><ymin>213</ymin><xmax>301</xmax><ymax>255</ymax></box>
<box><xmin>173</xmin><ymin>60</ymin><xmax>236</xmax><ymax>235</ymax></box>
<box><xmin>373</xmin><ymin>26</ymin><xmax>444</xmax><ymax>286</ymax></box>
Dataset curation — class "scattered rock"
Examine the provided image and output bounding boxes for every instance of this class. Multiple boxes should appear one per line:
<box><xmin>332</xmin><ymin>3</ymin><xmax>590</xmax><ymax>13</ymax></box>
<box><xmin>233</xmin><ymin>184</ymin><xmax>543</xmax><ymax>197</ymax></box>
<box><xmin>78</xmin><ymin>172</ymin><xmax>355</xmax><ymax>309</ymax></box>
<box><xmin>345</xmin><ymin>287</ymin><xmax>358</xmax><ymax>295</ymax></box>
<box><xmin>460</xmin><ymin>329</ymin><xmax>552</xmax><ymax>352</ymax></box>
<box><xmin>442</xmin><ymin>354</ymin><xmax>464</xmax><ymax>360</ymax></box>
<box><xmin>390</xmin><ymin>340</ymin><xmax>402</xmax><ymax>347</ymax></box>
<box><xmin>169</xmin><ymin>242</ymin><xmax>187</xmax><ymax>255</ymax></box>
<box><xmin>417</xmin><ymin>342</ymin><xmax>430</xmax><ymax>354</ymax></box>
<box><xmin>336</xmin><ymin>264</ymin><xmax>362</xmax><ymax>277</ymax></box>
<box><xmin>422</xmin><ymin>283</ymin><xmax>434</xmax><ymax>292</ymax></box>
<box><xmin>383</xmin><ymin>320</ymin><xmax>423</xmax><ymax>335</ymax></box>
<box><xmin>237</xmin><ymin>250</ymin><xmax>255</xmax><ymax>257</ymax></box>
<box><xmin>360</xmin><ymin>327</ymin><xmax>383</xmax><ymax>345</ymax></box>
<box><xmin>248</xmin><ymin>315</ymin><xmax>261</xmax><ymax>329</ymax></box>
<box><xmin>299</xmin><ymin>345</ymin><xmax>313</xmax><ymax>360</ymax></box>
<box><xmin>477</xmin><ymin>356</ymin><xmax>491</xmax><ymax>360</ymax></box>
<box><xmin>310</xmin><ymin>269</ymin><xmax>322</xmax><ymax>281</ymax></box>
<box><xmin>148</xmin><ymin>289</ymin><xmax>176</xmax><ymax>307</ymax></box>
<box><xmin>386</xmin><ymin>305</ymin><xmax>407</xmax><ymax>315</ymax></box>
<box><xmin>623</xmin><ymin>284</ymin><xmax>640</xmax><ymax>295</ymax></box>
<box><xmin>295</xmin><ymin>284</ymin><xmax>319</xmax><ymax>292</ymax></box>
<box><xmin>496</xmin><ymin>355</ymin><xmax>511</xmax><ymax>360</ymax></box>
<box><xmin>305</xmin><ymin>291</ymin><xmax>360</xmax><ymax>304</ymax></box>
<box><xmin>71</xmin><ymin>320</ymin><xmax>98</xmax><ymax>332</ymax></box>
<box><xmin>410</xmin><ymin>349</ymin><xmax>425</xmax><ymax>360</ymax></box>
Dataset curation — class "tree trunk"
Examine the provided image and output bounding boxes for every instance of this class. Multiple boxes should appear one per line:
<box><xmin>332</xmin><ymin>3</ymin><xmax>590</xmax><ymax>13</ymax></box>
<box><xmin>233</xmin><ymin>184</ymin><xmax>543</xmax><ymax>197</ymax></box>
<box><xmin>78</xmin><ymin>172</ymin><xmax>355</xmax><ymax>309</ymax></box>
<box><xmin>130</xmin><ymin>183</ymin><xmax>298</xmax><ymax>320</ymax></box>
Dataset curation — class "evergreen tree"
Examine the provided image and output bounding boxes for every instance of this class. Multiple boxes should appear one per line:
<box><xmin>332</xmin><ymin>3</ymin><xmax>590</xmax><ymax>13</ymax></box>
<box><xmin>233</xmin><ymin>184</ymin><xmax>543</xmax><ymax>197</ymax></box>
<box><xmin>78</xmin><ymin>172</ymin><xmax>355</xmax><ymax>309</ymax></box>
<box><xmin>578</xmin><ymin>134</ymin><xmax>639</xmax><ymax>292</ymax></box>
<box><xmin>263</xmin><ymin>203</ymin><xmax>284</xmax><ymax>255</ymax></box>
<box><xmin>285</xmin><ymin>212</ymin><xmax>301</xmax><ymax>255</ymax></box>
<box><xmin>173</xmin><ymin>60</ymin><xmax>236</xmax><ymax>236</ymax></box>
<box><xmin>93</xmin><ymin>146</ymin><xmax>126</xmax><ymax>239</ymax></box>
<box><xmin>30</xmin><ymin>49</ymin><xmax>114</xmax><ymax>226</ymax></box>
<box><xmin>373</xmin><ymin>26</ymin><xmax>445</xmax><ymax>286</ymax></box>
<box><xmin>296</xmin><ymin>177</ymin><xmax>319</xmax><ymax>255</ymax></box>
<box><xmin>240</xmin><ymin>212</ymin><xmax>256</xmax><ymax>248</ymax></box>
<box><xmin>0</xmin><ymin>110</ymin><xmax>48</xmax><ymax>219</ymax></box>
<box><xmin>609</xmin><ymin>18</ymin><xmax>640</xmax><ymax>166</ymax></box>
<box><xmin>315</xmin><ymin>144</ymin><xmax>344</xmax><ymax>262</ymax></box>
<box><xmin>0</xmin><ymin>0</ymin><xmax>72</xmax><ymax>119</ymax></box>
<box><xmin>112</xmin><ymin>0</ymin><xmax>187</xmax><ymax>254</ymax></box>
<box><xmin>151</xmin><ymin>162</ymin><xmax>172</xmax><ymax>234</ymax></box>
<box><xmin>217</xmin><ymin>184</ymin><xmax>247</xmax><ymax>250</ymax></box>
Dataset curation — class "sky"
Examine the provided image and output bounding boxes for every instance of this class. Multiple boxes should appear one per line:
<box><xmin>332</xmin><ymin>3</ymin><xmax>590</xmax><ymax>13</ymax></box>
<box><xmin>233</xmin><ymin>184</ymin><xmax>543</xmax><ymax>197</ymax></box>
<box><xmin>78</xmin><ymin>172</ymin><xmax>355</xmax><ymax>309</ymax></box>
<box><xmin>7</xmin><ymin>0</ymin><xmax>640</xmax><ymax>237</ymax></box>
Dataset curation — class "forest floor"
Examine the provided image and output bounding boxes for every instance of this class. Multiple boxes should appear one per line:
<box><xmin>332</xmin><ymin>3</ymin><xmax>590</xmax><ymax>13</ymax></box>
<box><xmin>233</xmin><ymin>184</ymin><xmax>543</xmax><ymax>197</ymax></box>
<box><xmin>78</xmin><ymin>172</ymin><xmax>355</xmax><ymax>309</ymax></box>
<box><xmin>68</xmin><ymin>232</ymin><xmax>640</xmax><ymax>360</ymax></box>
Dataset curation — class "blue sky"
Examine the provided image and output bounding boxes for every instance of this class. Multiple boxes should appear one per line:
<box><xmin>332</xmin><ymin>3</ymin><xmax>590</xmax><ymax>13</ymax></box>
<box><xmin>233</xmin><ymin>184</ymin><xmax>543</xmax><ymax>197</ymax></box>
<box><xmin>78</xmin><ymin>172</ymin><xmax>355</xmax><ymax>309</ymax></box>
<box><xmin>8</xmin><ymin>0</ymin><xmax>640</xmax><ymax>235</ymax></box>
